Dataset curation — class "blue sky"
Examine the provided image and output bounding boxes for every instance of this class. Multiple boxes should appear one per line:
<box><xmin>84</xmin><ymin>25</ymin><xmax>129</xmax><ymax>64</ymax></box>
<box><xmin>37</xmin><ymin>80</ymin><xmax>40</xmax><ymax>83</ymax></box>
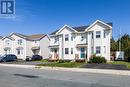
<box><xmin>0</xmin><ymin>0</ymin><xmax>129</xmax><ymax>39</ymax></box>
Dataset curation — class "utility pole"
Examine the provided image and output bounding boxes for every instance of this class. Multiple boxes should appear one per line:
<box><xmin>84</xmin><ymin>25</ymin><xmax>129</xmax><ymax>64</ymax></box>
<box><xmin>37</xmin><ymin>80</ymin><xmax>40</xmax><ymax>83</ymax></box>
<box><xmin>119</xmin><ymin>28</ymin><xmax>121</xmax><ymax>51</ymax></box>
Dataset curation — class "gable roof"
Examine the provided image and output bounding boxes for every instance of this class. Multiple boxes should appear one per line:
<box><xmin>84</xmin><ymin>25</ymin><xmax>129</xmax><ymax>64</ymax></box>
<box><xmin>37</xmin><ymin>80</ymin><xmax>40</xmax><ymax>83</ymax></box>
<box><xmin>9</xmin><ymin>32</ymin><xmax>46</xmax><ymax>41</ymax></box>
<box><xmin>50</xmin><ymin>20</ymin><xmax>113</xmax><ymax>35</ymax></box>
<box><xmin>26</xmin><ymin>34</ymin><xmax>46</xmax><ymax>40</ymax></box>
<box><xmin>2</xmin><ymin>36</ymin><xmax>15</xmax><ymax>40</ymax></box>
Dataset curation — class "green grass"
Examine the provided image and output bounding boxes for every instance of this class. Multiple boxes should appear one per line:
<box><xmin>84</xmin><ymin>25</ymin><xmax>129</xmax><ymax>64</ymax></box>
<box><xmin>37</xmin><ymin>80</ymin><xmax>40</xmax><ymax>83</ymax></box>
<box><xmin>37</xmin><ymin>62</ymin><xmax>85</xmax><ymax>68</ymax></box>
<box><xmin>108</xmin><ymin>61</ymin><xmax>130</xmax><ymax>69</ymax></box>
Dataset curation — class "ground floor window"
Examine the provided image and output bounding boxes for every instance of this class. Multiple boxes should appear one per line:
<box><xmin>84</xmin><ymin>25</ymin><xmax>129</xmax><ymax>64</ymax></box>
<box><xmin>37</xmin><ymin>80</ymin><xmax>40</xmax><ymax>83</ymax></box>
<box><xmin>65</xmin><ymin>48</ymin><xmax>69</xmax><ymax>54</ymax></box>
<box><xmin>71</xmin><ymin>48</ymin><xmax>73</xmax><ymax>54</ymax></box>
<box><xmin>16</xmin><ymin>48</ymin><xmax>24</xmax><ymax>55</ymax></box>
<box><xmin>96</xmin><ymin>46</ymin><xmax>101</xmax><ymax>54</ymax></box>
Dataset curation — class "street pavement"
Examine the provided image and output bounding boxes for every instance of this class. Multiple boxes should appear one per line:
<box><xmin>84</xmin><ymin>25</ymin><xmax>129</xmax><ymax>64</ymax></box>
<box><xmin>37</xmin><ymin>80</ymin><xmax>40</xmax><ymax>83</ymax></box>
<box><xmin>0</xmin><ymin>66</ymin><xmax>130</xmax><ymax>87</ymax></box>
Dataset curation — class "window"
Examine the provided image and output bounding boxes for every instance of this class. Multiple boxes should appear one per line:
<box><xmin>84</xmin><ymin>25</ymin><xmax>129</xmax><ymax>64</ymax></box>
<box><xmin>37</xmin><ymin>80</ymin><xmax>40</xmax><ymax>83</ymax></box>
<box><xmin>104</xmin><ymin>31</ymin><xmax>106</xmax><ymax>38</ymax></box>
<box><xmin>5</xmin><ymin>40</ymin><xmax>10</xmax><ymax>45</ymax></box>
<box><xmin>17</xmin><ymin>49</ymin><xmax>20</xmax><ymax>55</ymax></box>
<box><xmin>65</xmin><ymin>48</ymin><xmax>69</xmax><ymax>54</ymax></box>
<box><xmin>18</xmin><ymin>39</ymin><xmax>23</xmax><ymax>45</ymax></box>
<box><xmin>71</xmin><ymin>48</ymin><xmax>73</xmax><ymax>54</ymax></box>
<box><xmin>65</xmin><ymin>34</ymin><xmax>69</xmax><ymax>41</ymax></box>
<box><xmin>104</xmin><ymin>46</ymin><xmax>106</xmax><ymax>53</ymax></box>
<box><xmin>92</xmin><ymin>32</ymin><xmax>94</xmax><ymax>39</ymax></box>
<box><xmin>96</xmin><ymin>46</ymin><xmax>101</xmax><ymax>54</ymax></box>
<box><xmin>96</xmin><ymin>31</ymin><xmax>101</xmax><ymax>38</ymax></box>
<box><xmin>54</xmin><ymin>36</ymin><xmax>59</xmax><ymax>43</ymax></box>
<box><xmin>81</xmin><ymin>36</ymin><xmax>84</xmax><ymax>41</ymax></box>
<box><xmin>35</xmin><ymin>41</ymin><xmax>37</xmax><ymax>43</ymax></box>
<box><xmin>71</xmin><ymin>35</ymin><xmax>73</xmax><ymax>41</ymax></box>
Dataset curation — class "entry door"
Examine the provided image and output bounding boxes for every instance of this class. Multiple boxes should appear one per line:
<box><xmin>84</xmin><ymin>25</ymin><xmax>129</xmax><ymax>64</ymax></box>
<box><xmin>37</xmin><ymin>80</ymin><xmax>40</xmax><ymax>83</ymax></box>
<box><xmin>80</xmin><ymin>48</ymin><xmax>85</xmax><ymax>58</ymax></box>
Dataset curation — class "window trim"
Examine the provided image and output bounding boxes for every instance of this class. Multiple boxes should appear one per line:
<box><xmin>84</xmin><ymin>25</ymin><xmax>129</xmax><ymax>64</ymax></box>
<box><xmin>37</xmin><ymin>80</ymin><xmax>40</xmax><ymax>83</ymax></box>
<box><xmin>65</xmin><ymin>34</ymin><xmax>69</xmax><ymax>41</ymax></box>
<box><xmin>96</xmin><ymin>46</ymin><xmax>101</xmax><ymax>54</ymax></box>
<box><xmin>96</xmin><ymin>31</ymin><xmax>101</xmax><ymax>38</ymax></box>
<box><xmin>65</xmin><ymin>48</ymin><xmax>69</xmax><ymax>54</ymax></box>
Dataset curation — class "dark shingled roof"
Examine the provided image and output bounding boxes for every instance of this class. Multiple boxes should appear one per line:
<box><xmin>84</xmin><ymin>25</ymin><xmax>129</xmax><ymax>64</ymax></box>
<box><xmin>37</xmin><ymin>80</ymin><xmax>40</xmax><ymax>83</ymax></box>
<box><xmin>50</xmin><ymin>22</ymin><xmax>113</xmax><ymax>35</ymax></box>
<box><xmin>12</xmin><ymin>33</ymin><xmax>46</xmax><ymax>41</ymax></box>
<box><xmin>0</xmin><ymin>36</ymin><xmax>3</xmax><ymax>39</ymax></box>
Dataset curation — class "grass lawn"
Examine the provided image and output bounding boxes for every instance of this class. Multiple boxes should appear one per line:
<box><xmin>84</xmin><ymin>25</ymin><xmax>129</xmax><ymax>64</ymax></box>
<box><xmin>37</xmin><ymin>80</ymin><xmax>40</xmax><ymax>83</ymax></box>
<box><xmin>108</xmin><ymin>61</ymin><xmax>130</xmax><ymax>69</ymax></box>
<box><xmin>37</xmin><ymin>62</ymin><xmax>85</xmax><ymax>68</ymax></box>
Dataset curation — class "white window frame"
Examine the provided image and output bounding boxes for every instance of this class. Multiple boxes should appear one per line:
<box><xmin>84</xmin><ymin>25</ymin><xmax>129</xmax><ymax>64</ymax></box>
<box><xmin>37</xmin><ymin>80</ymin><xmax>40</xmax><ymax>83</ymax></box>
<box><xmin>65</xmin><ymin>48</ymin><xmax>69</xmax><ymax>54</ymax></box>
<box><xmin>96</xmin><ymin>46</ymin><xmax>101</xmax><ymax>54</ymax></box>
<box><xmin>96</xmin><ymin>31</ymin><xmax>101</xmax><ymax>38</ymax></box>
<box><xmin>18</xmin><ymin>39</ymin><xmax>23</xmax><ymax>45</ymax></box>
<box><xmin>65</xmin><ymin>34</ymin><xmax>69</xmax><ymax>41</ymax></box>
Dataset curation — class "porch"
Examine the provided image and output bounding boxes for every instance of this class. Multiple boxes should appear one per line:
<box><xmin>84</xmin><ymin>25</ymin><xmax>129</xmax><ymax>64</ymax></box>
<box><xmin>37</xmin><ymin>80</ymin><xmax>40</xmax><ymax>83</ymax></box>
<box><xmin>49</xmin><ymin>45</ymin><xmax>59</xmax><ymax>60</ymax></box>
<box><xmin>75</xmin><ymin>44</ymin><xmax>87</xmax><ymax>60</ymax></box>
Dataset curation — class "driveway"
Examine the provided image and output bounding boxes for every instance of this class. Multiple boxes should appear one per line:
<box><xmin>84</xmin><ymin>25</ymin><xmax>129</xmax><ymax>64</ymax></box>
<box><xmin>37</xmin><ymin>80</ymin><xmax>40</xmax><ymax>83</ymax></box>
<box><xmin>0</xmin><ymin>66</ymin><xmax>130</xmax><ymax>87</ymax></box>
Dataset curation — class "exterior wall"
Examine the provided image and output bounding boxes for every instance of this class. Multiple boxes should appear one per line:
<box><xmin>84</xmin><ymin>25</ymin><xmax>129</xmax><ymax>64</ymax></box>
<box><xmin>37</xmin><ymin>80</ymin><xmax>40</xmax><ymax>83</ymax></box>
<box><xmin>58</xmin><ymin>27</ymin><xmax>76</xmax><ymax>60</ymax></box>
<box><xmin>26</xmin><ymin>40</ymin><xmax>33</xmax><ymax>58</ymax></box>
<box><xmin>10</xmin><ymin>34</ymin><xmax>26</xmax><ymax>60</ymax></box>
<box><xmin>1</xmin><ymin>38</ymin><xmax>13</xmax><ymax>55</ymax></box>
<box><xmin>0</xmin><ymin>34</ymin><xmax>50</xmax><ymax>60</ymax></box>
<box><xmin>88</xmin><ymin>23</ymin><xmax>111</xmax><ymax>60</ymax></box>
<box><xmin>49</xmin><ymin>22</ymin><xmax>112</xmax><ymax>61</ymax></box>
<box><xmin>39</xmin><ymin>36</ymin><xmax>50</xmax><ymax>59</ymax></box>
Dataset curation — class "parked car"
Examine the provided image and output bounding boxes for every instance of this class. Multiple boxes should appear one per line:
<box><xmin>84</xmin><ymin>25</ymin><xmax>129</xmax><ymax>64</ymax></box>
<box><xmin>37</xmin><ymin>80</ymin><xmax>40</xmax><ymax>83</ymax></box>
<box><xmin>0</xmin><ymin>54</ymin><xmax>17</xmax><ymax>62</ymax></box>
<box><xmin>31</xmin><ymin>55</ymin><xmax>42</xmax><ymax>61</ymax></box>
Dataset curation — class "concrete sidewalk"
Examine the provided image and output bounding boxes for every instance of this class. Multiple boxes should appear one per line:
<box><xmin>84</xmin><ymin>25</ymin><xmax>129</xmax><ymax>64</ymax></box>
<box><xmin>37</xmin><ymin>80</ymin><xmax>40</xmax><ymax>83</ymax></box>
<box><xmin>0</xmin><ymin>63</ymin><xmax>130</xmax><ymax>76</ymax></box>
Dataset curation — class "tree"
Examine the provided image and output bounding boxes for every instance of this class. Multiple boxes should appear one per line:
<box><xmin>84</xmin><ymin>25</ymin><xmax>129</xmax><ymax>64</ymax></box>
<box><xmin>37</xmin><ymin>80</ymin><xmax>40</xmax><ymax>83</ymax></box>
<box><xmin>111</xmin><ymin>37</ymin><xmax>117</xmax><ymax>51</ymax></box>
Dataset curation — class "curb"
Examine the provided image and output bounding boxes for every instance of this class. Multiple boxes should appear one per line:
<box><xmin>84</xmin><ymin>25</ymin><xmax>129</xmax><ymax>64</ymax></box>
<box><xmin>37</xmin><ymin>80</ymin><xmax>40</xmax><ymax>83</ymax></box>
<box><xmin>0</xmin><ymin>63</ymin><xmax>130</xmax><ymax>76</ymax></box>
<box><xmin>39</xmin><ymin>66</ymin><xmax>130</xmax><ymax>76</ymax></box>
<box><xmin>0</xmin><ymin>64</ymin><xmax>35</xmax><ymax>69</ymax></box>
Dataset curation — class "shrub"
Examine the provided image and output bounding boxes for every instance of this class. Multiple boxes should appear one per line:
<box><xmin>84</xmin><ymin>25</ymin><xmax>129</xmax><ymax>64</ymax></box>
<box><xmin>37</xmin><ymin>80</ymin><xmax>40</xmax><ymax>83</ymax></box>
<box><xmin>89</xmin><ymin>55</ymin><xmax>106</xmax><ymax>63</ymax></box>
<box><xmin>58</xmin><ymin>59</ymin><xmax>71</xmax><ymax>63</ymax></box>
<box><xmin>75</xmin><ymin>59</ymin><xmax>85</xmax><ymax>63</ymax></box>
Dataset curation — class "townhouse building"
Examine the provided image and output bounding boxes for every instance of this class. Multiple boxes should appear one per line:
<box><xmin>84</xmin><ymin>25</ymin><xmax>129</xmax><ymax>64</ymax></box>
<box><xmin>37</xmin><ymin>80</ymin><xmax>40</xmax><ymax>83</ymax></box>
<box><xmin>49</xmin><ymin>20</ymin><xmax>112</xmax><ymax>61</ymax></box>
<box><xmin>0</xmin><ymin>33</ymin><xmax>50</xmax><ymax>60</ymax></box>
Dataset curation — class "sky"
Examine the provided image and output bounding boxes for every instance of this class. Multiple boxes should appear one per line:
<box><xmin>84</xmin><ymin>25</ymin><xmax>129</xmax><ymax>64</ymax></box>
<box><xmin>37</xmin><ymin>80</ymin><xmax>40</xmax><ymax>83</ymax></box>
<box><xmin>0</xmin><ymin>0</ymin><xmax>129</xmax><ymax>39</ymax></box>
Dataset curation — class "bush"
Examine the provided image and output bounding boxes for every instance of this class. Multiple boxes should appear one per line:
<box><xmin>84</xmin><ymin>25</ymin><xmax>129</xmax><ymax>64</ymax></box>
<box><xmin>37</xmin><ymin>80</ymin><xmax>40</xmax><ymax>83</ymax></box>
<box><xmin>58</xmin><ymin>59</ymin><xmax>71</xmax><ymax>63</ymax></box>
<box><xmin>89</xmin><ymin>55</ymin><xmax>106</xmax><ymax>63</ymax></box>
<box><xmin>75</xmin><ymin>59</ymin><xmax>85</xmax><ymax>63</ymax></box>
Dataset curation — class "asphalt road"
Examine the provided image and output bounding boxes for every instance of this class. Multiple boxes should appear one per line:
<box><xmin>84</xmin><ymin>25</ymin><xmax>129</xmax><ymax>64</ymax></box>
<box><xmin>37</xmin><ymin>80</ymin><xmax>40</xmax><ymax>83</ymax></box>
<box><xmin>0</xmin><ymin>66</ymin><xmax>130</xmax><ymax>87</ymax></box>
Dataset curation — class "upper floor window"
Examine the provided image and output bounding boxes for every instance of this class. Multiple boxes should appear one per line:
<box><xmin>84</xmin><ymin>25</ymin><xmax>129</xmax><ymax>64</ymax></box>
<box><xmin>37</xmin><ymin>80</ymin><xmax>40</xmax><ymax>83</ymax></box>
<box><xmin>65</xmin><ymin>34</ymin><xmax>69</xmax><ymax>41</ymax></box>
<box><xmin>5</xmin><ymin>40</ymin><xmax>10</xmax><ymax>45</ymax></box>
<box><xmin>96</xmin><ymin>46</ymin><xmax>101</xmax><ymax>54</ymax></box>
<box><xmin>54</xmin><ymin>36</ymin><xmax>59</xmax><ymax>43</ymax></box>
<box><xmin>96</xmin><ymin>31</ymin><xmax>101</xmax><ymax>38</ymax></box>
<box><xmin>34</xmin><ymin>41</ymin><xmax>37</xmax><ymax>43</ymax></box>
<box><xmin>71</xmin><ymin>35</ymin><xmax>73</xmax><ymax>41</ymax></box>
<box><xmin>81</xmin><ymin>36</ymin><xmax>84</xmax><ymax>41</ymax></box>
<box><xmin>18</xmin><ymin>39</ymin><xmax>23</xmax><ymax>45</ymax></box>
<box><xmin>65</xmin><ymin>48</ymin><xmax>69</xmax><ymax>54</ymax></box>
<box><xmin>104</xmin><ymin>30</ymin><xmax>106</xmax><ymax>38</ymax></box>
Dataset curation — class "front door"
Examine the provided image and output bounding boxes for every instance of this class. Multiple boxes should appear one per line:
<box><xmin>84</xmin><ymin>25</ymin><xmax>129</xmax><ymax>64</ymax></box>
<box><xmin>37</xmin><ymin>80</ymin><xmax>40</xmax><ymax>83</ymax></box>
<box><xmin>80</xmin><ymin>48</ymin><xmax>85</xmax><ymax>58</ymax></box>
<box><xmin>54</xmin><ymin>49</ymin><xmax>58</xmax><ymax>59</ymax></box>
